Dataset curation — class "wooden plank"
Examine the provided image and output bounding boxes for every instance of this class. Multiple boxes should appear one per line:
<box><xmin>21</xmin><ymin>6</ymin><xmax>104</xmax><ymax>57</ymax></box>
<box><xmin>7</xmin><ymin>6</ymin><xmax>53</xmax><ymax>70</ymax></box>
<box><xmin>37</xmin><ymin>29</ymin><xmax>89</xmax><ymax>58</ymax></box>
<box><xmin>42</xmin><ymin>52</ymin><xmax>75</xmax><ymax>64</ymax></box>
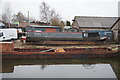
<box><xmin>54</xmin><ymin>48</ymin><xmax>65</xmax><ymax>52</ymax></box>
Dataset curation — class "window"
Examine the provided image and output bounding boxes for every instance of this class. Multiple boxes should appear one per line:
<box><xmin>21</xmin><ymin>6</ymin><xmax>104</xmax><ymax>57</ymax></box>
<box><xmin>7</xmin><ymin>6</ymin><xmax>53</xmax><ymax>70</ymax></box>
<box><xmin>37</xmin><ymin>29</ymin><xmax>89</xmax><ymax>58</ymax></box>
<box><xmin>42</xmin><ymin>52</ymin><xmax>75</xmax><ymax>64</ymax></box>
<box><xmin>84</xmin><ymin>33</ymin><xmax>88</xmax><ymax>37</ymax></box>
<box><xmin>88</xmin><ymin>32</ymin><xmax>100</xmax><ymax>37</ymax></box>
<box><xmin>0</xmin><ymin>32</ymin><xmax>3</xmax><ymax>37</ymax></box>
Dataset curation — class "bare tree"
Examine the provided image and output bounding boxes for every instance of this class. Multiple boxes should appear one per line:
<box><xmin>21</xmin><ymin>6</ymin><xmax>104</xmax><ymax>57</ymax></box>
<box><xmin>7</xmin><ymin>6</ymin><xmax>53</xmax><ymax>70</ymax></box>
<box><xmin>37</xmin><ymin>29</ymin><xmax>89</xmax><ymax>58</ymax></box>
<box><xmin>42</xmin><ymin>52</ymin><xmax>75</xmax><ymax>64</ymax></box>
<box><xmin>39</xmin><ymin>2</ymin><xmax>61</xmax><ymax>25</ymax></box>
<box><xmin>2</xmin><ymin>3</ymin><xmax>12</xmax><ymax>27</ymax></box>
<box><xmin>0</xmin><ymin>0</ymin><xmax>2</xmax><ymax>21</ymax></box>
<box><xmin>12</xmin><ymin>11</ymin><xmax>36</xmax><ymax>24</ymax></box>
<box><xmin>40</xmin><ymin>2</ymin><xmax>50</xmax><ymax>23</ymax></box>
<box><xmin>51</xmin><ymin>16</ymin><xmax>60</xmax><ymax>26</ymax></box>
<box><xmin>12</xmin><ymin>12</ymin><xmax>28</xmax><ymax>23</ymax></box>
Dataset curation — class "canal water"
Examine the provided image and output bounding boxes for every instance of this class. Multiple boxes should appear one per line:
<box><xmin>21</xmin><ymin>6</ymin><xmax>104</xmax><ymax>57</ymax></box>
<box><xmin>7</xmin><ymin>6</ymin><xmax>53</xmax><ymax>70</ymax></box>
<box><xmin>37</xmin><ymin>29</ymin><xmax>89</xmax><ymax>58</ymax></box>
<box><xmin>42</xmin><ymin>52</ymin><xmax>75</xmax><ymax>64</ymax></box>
<box><xmin>2</xmin><ymin>64</ymin><xmax>117</xmax><ymax>78</ymax></box>
<box><xmin>1</xmin><ymin>52</ymin><xmax>120</xmax><ymax>80</ymax></box>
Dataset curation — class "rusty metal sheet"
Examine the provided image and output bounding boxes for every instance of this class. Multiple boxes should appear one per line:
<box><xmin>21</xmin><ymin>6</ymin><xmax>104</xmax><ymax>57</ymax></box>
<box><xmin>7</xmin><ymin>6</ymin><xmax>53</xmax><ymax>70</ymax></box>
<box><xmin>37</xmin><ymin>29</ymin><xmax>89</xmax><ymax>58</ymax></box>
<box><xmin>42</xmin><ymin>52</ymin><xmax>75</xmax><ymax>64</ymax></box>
<box><xmin>0</xmin><ymin>42</ymin><xmax>14</xmax><ymax>52</ymax></box>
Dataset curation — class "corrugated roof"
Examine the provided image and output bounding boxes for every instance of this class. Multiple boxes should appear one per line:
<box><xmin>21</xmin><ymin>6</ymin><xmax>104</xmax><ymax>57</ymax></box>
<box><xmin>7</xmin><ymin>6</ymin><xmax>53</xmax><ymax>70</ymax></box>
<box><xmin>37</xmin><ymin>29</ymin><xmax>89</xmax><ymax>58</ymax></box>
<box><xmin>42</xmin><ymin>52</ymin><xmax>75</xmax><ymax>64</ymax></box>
<box><xmin>30</xmin><ymin>25</ymin><xmax>61</xmax><ymax>28</ymax></box>
<box><xmin>75</xmin><ymin>16</ymin><xmax>119</xmax><ymax>28</ymax></box>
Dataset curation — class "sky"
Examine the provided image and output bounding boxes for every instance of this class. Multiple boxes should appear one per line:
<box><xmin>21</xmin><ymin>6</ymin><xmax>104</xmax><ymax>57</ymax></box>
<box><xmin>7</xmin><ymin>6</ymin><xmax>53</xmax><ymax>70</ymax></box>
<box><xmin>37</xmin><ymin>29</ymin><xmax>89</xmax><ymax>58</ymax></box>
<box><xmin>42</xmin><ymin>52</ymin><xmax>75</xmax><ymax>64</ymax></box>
<box><xmin>0</xmin><ymin>0</ymin><xmax>120</xmax><ymax>22</ymax></box>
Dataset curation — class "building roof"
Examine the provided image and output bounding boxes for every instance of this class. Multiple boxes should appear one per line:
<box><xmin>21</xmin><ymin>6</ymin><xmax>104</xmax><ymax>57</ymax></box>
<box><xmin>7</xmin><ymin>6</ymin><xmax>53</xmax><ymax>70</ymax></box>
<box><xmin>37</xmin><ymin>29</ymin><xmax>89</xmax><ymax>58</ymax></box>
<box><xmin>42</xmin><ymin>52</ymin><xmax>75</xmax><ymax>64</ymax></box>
<box><xmin>0</xmin><ymin>22</ymin><xmax>5</xmax><ymax>26</ymax></box>
<box><xmin>19</xmin><ymin>22</ymin><xmax>50</xmax><ymax>28</ymax></box>
<box><xmin>29</xmin><ymin>25</ymin><xmax>61</xmax><ymax>29</ymax></box>
<box><xmin>74</xmin><ymin>16</ymin><xmax>119</xmax><ymax>29</ymax></box>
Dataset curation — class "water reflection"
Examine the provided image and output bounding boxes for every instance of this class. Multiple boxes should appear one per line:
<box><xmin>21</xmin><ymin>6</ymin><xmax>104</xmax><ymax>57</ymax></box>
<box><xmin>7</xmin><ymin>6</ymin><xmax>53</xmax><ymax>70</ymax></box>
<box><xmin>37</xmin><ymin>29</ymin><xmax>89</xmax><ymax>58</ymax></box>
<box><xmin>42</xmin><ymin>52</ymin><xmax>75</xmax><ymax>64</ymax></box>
<box><xmin>2</xmin><ymin>64</ymin><xmax>117</xmax><ymax>78</ymax></box>
<box><xmin>2</xmin><ymin>55</ymin><xmax>120</xmax><ymax>79</ymax></box>
<box><xmin>41</xmin><ymin>64</ymin><xmax>96</xmax><ymax>70</ymax></box>
<box><xmin>41</xmin><ymin>65</ymin><xmax>48</xmax><ymax>70</ymax></box>
<box><xmin>82</xmin><ymin>64</ymin><xmax>96</xmax><ymax>69</ymax></box>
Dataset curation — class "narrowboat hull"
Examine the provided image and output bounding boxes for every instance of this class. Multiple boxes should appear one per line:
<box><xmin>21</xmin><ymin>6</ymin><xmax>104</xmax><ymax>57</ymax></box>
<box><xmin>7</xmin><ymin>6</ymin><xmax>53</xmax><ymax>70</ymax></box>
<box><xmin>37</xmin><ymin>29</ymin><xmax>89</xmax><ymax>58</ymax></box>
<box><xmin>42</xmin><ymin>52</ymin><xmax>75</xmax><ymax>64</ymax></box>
<box><xmin>26</xmin><ymin>37</ymin><xmax>98</xmax><ymax>45</ymax></box>
<box><xmin>26</xmin><ymin>37</ymin><xmax>101</xmax><ymax>42</ymax></box>
<box><xmin>25</xmin><ymin>32</ymin><xmax>106</xmax><ymax>45</ymax></box>
<box><xmin>1</xmin><ymin>48</ymin><xmax>118</xmax><ymax>59</ymax></box>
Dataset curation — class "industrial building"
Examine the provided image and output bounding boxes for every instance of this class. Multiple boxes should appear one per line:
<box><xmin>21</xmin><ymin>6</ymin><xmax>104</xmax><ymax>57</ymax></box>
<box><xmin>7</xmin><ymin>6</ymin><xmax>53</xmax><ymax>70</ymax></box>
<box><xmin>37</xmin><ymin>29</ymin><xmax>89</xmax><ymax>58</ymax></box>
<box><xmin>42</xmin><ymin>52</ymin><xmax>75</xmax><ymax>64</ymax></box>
<box><xmin>72</xmin><ymin>16</ymin><xmax>120</xmax><ymax>41</ymax></box>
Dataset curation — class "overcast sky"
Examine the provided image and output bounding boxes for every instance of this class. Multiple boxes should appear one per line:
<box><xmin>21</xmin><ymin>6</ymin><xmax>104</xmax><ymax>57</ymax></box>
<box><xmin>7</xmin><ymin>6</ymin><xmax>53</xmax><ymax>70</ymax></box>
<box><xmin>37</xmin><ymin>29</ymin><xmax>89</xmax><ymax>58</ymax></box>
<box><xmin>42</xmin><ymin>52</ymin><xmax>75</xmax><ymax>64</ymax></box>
<box><xmin>0</xmin><ymin>0</ymin><xmax>120</xmax><ymax>22</ymax></box>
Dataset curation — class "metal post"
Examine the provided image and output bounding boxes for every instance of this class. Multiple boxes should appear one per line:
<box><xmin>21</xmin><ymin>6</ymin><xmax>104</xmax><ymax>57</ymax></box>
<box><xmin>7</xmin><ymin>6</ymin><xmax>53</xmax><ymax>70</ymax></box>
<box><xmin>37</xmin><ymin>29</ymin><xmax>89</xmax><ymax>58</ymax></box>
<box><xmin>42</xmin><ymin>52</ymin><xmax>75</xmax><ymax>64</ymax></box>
<box><xmin>28</xmin><ymin>11</ymin><xmax>30</xmax><ymax>26</ymax></box>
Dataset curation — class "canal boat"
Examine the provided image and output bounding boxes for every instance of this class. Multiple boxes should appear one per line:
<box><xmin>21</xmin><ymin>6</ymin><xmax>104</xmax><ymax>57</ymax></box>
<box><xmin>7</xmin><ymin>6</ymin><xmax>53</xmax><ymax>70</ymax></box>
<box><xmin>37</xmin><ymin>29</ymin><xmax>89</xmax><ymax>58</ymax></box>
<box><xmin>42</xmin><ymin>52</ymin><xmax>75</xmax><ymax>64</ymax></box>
<box><xmin>1</xmin><ymin>42</ymin><xmax>118</xmax><ymax>59</ymax></box>
<box><xmin>24</xmin><ymin>25</ymin><xmax>108</xmax><ymax>45</ymax></box>
<box><xmin>25</xmin><ymin>31</ymin><xmax>108</xmax><ymax>45</ymax></box>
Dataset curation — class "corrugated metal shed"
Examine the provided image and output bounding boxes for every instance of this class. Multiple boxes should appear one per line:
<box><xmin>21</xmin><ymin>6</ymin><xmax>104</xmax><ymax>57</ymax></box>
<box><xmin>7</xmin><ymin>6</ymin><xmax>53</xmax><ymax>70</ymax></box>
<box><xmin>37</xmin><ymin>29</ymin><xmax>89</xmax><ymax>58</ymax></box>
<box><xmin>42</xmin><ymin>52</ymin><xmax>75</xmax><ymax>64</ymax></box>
<box><xmin>74</xmin><ymin>16</ymin><xmax>119</xmax><ymax>29</ymax></box>
<box><xmin>25</xmin><ymin>25</ymin><xmax>62</xmax><ymax>32</ymax></box>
